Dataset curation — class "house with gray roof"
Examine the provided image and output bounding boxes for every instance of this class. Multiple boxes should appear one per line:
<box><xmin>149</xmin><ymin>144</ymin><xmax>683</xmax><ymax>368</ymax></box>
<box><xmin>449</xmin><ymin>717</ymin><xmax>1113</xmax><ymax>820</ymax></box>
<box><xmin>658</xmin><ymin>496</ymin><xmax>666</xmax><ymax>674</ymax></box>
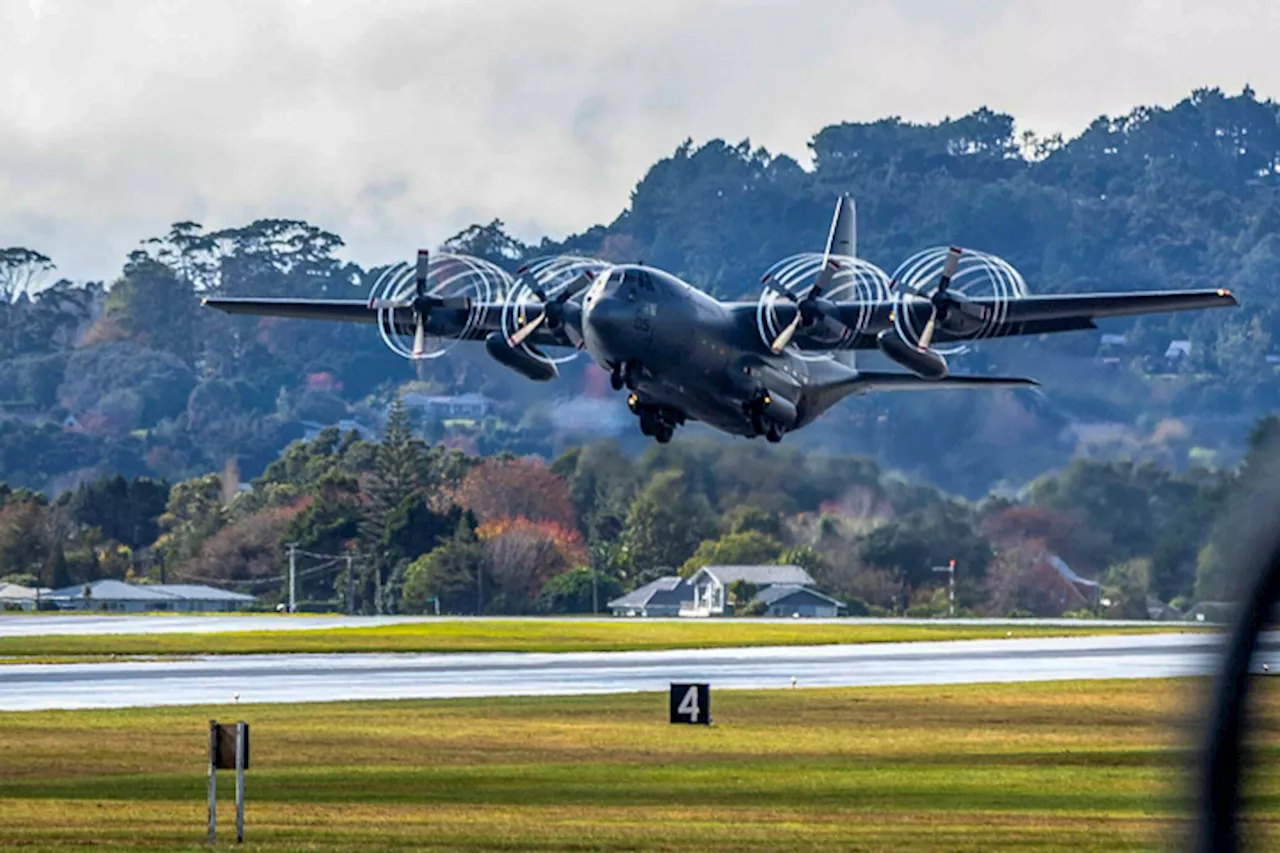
<box><xmin>752</xmin><ymin>584</ymin><xmax>846</xmax><ymax>618</ymax></box>
<box><xmin>682</xmin><ymin>565</ymin><xmax>843</xmax><ymax>618</ymax></box>
<box><xmin>46</xmin><ymin>579</ymin><xmax>256</xmax><ymax>613</ymax></box>
<box><xmin>0</xmin><ymin>582</ymin><xmax>53</xmax><ymax>611</ymax></box>
<box><xmin>607</xmin><ymin>576</ymin><xmax>692</xmax><ymax>617</ymax></box>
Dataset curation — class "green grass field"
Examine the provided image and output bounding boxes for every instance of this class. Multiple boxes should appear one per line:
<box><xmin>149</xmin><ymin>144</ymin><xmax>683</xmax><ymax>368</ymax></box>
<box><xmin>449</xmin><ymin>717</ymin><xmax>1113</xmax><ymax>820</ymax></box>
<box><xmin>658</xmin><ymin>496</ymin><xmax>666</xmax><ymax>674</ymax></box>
<box><xmin>0</xmin><ymin>618</ymin><xmax>1206</xmax><ymax>660</ymax></box>
<box><xmin>1</xmin><ymin>678</ymin><xmax>1276</xmax><ymax>851</ymax></box>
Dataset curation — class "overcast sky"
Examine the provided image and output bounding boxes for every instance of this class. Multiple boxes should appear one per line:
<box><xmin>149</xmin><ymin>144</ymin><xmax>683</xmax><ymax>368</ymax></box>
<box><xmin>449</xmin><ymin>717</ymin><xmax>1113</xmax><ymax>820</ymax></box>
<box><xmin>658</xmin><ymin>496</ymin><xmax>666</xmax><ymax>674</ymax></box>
<box><xmin>3</xmin><ymin>0</ymin><xmax>1279</xmax><ymax>281</ymax></box>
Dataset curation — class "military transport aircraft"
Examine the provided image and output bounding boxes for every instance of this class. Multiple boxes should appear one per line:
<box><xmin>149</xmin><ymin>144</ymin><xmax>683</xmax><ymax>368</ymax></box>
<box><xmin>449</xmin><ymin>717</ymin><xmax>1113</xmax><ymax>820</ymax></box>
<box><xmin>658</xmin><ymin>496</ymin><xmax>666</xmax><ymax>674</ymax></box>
<box><xmin>204</xmin><ymin>196</ymin><xmax>1237</xmax><ymax>444</ymax></box>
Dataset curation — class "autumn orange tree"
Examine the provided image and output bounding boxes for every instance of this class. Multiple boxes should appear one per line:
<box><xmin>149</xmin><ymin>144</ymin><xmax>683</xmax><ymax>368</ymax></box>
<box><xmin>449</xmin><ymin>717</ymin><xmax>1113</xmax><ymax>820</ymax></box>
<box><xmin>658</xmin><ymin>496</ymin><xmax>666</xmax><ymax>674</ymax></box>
<box><xmin>476</xmin><ymin>516</ymin><xmax>587</xmax><ymax>613</ymax></box>
<box><xmin>455</xmin><ymin>457</ymin><xmax>577</xmax><ymax>530</ymax></box>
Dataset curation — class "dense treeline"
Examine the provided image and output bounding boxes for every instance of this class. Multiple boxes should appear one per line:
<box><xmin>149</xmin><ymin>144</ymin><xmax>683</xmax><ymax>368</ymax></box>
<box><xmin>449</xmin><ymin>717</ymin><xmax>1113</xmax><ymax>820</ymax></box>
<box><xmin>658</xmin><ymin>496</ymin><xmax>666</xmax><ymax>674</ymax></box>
<box><xmin>0</xmin><ymin>87</ymin><xmax>1278</xmax><ymax>497</ymax></box>
<box><xmin>4</xmin><ymin>403</ymin><xmax>1278</xmax><ymax>617</ymax></box>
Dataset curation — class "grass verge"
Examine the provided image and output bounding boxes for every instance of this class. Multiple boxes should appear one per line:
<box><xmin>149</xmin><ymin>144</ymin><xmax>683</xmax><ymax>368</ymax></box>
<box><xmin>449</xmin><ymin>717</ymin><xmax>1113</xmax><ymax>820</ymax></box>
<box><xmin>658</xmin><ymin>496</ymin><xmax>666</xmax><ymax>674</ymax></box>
<box><xmin>1</xmin><ymin>678</ymin><xmax>1277</xmax><ymax>851</ymax></box>
<box><xmin>0</xmin><ymin>619</ymin><xmax>1205</xmax><ymax>659</ymax></box>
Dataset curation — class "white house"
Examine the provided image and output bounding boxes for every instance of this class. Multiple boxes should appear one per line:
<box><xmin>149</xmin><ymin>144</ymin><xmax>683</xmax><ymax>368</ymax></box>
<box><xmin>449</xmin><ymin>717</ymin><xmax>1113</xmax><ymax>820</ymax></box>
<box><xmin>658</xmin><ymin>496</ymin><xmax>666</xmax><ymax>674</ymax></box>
<box><xmin>682</xmin><ymin>565</ymin><xmax>841</xmax><ymax>618</ymax></box>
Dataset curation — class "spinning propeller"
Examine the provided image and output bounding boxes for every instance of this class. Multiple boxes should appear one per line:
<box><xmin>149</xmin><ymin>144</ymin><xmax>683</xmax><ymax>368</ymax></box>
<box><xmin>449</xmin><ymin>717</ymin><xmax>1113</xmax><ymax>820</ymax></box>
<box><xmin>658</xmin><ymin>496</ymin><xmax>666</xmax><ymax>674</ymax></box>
<box><xmin>761</xmin><ymin>256</ymin><xmax>848</xmax><ymax>353</ymax></box>
<box><xmin>368</xmin><ymin>250</ymin><xmax>472</xmax><ymax>356</ymax></box>
<box><xmin>506</xmin><ymin>265</ymin><xmax>596</xmax><ymax>348</ymax></box>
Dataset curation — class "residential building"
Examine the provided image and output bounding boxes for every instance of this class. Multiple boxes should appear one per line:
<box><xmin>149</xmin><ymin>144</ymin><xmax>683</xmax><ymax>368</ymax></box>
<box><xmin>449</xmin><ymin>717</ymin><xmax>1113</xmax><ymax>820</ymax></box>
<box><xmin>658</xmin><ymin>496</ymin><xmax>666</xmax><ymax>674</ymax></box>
<box><xmin>401</xmin><ymin>392</ymin><xmax>492</xmax><ymax>421</ymax></box>
<box><xmin>608</xmin><ymin>576</ymin><xmax>692</xmax><ymax>617</ymax></box>
<box><xmin>752</xmin><ymin>584</ymin><xmax>846</xmax><ymax>618</ymax></box>
<box><xmin>681</xmin><ymin>565</ymin><xmax>843</xmax><ymax>618</ymax></box>
<box><xmin>46</xmin><ymin>579</ymin><xmax>256</xmax><ymax>613</ymax></box>
<box><xmin>0</xmin><ymin>582</ymin><xmax>53</xmax><ymax>611</ymax></box>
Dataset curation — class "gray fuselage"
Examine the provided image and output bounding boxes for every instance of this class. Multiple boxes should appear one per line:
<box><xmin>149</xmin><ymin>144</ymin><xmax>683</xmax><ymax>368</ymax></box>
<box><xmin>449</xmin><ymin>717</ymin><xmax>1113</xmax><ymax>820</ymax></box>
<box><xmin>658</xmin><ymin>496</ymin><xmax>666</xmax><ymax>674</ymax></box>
<box><xmin>579</xmin><ymin>266</ymin><xmax>858</xmax><ymax>437</ymax></box>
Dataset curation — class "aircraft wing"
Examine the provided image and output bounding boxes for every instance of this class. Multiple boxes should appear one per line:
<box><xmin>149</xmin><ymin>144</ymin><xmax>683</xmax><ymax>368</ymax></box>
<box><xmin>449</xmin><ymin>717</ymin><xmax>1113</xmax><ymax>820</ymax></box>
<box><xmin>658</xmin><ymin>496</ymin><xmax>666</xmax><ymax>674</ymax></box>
<box><xmin>800</xmin><ymin>287</ymin><xmax>1236</xmax><ymax>348</ymax></box>
<box><xmin>966</xmin><ymin>288</ymin><xmax>1236</xmax><ymax>325</ymax></box>
<box><xmin>846</xmin><ymin>372</ymin><xmax>1038</xmax><ymax>392</ymax></box>
<box><xmin>200</xmin><ymin>297</ymin><xmax>576</xmax><ymax>348</ymax></box>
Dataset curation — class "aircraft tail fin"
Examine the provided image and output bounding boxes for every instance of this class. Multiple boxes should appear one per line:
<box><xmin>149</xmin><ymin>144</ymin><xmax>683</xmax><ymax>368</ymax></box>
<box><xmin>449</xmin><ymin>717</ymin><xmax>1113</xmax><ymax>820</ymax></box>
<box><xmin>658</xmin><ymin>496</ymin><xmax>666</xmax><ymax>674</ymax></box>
<box><xmin>825</xmin><ymin>194</ymin><xmax>856</xmax><ymax>259</ymax></box>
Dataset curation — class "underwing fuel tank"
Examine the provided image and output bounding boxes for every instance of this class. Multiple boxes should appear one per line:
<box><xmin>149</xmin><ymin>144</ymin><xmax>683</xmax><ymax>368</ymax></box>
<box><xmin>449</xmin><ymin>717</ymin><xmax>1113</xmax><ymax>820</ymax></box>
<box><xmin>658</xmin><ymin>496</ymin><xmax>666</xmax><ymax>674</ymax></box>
<box><xmin>876</xmin><ymin>329</ymin><xmax>948</xmax><ymax>380</ymax></box>
<box><xmin>484</xmin><ymin>332</ymin><xmax>559</xmax><ymax>382</ymax></box>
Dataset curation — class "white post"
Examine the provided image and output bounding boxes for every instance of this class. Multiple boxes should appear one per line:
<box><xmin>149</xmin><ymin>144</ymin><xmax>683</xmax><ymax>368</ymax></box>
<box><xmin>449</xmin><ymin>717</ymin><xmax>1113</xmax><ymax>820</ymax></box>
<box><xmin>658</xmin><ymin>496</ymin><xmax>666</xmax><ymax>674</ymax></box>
<box><xmin>207</xmin><ymin>721</ymin><xmax>217</xmax><ymax>844</ymax></box>
<box><xmin>948</xmin><ymin>560</ymin><xmax>956</xmax><ymax>618</ymax></box>
<box><xmin>932</xmin><ymin>560</ymin><xmax>957</xmax><ymax>618</ymax></box>
<box><xmin>286</xmin><ymin>544</ymin><xmax>297</xmax><ymax>614</ymax></box>
<box><xmin>345</xmin><ymin>555</ymin><xmax>355</xmax><ymax>615</ymax></box>
<box><xmin>234</xmin><ymin>722</ymin><xmax>246</xmax><ymax>844</ymax></box>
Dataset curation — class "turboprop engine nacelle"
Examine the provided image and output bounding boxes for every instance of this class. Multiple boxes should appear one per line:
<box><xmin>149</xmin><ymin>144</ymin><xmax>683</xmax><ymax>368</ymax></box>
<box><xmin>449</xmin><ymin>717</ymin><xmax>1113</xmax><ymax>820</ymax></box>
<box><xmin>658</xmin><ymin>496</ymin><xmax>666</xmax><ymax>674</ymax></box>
<box><xmin>876</xmin><ymin>329</ymin><xmax>948</xmax><ymax>380</ymax></box>
<box><xmin>484</xmin><ymin>332</ymin><xmax>559</xmax><ymax>382</ymax></box>
<box><xmin>760</xmin><ymin>391</ymin><xmax>799</xmax><ymax>428</ymax></box>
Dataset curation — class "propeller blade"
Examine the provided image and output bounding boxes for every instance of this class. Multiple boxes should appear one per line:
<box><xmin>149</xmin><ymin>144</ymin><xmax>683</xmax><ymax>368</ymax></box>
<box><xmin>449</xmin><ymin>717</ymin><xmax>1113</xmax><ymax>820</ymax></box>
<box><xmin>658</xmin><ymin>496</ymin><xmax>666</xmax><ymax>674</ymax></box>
<box><xmin>919</xmin><ymin>305</ymin><xmax>938</xmax><ymax>350</ymax></box>
<box><xmin>508</xmin><ymin>310</ymin><xmax>547</xmax><ymax>347</ymax></box>
<box><xmin>770</xmin><ymin>310</ymin><xmax>803</xmax><ymax>354</ymax></box>
<box><xmin>937</xmin><ymin>246</ymin><xmax>961</xmax><ymax>294</ymax></box>
<box><xmin>810</xmin><ymin>258</ymin><xmax>840</xmax><ymax>300</ymax></box>
<box><xmin>515</xmin><ymin>266</ymin><xmax>550</xmax><ymax>303</ymax></box>
<box><xmin>761</xmin><ymin>274</ymin><xmax>799</xmax><ymax>303</ymax></box>
<box><xmin>415</xmin><ymin>249</ymin><xmax>429</xmax><ymax>299</ymax></box>
<box><xmin>553</xmin><ymin>270</ymin><xmax>595</xmax><ymax>303</ymax></box>
<box><xmin>412</xmin><ymin>313</ymin><xmax>427</xmax><ymax>356</ymax></box>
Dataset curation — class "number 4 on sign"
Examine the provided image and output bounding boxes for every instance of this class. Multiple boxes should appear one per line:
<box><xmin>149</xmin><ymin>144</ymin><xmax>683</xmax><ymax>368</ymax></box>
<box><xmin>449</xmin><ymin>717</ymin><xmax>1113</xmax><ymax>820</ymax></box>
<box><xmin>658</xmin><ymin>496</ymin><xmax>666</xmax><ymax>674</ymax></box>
<box><xmin>669</xmin><ymin>683</ymin><xmax>710</xmax><ymax>725</ymax></box>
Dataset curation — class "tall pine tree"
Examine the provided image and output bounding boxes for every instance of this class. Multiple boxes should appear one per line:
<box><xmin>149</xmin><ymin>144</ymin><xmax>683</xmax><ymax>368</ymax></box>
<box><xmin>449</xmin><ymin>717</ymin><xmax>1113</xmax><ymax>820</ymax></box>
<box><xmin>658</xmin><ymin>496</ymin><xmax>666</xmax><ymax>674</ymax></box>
<box><xmin>361</xmin><ymin>395</ymin><xmax>425</xmax><ymax>612</ymax></box>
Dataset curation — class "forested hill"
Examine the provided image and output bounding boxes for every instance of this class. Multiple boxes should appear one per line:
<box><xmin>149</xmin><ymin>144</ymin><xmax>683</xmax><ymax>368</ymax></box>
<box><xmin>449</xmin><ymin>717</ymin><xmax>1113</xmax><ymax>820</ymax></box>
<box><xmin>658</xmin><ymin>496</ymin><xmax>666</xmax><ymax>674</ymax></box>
<box><xmin>2</xmin><ymin>85</ymin><xmax>1279</xmax><ymax>497</ymax></box>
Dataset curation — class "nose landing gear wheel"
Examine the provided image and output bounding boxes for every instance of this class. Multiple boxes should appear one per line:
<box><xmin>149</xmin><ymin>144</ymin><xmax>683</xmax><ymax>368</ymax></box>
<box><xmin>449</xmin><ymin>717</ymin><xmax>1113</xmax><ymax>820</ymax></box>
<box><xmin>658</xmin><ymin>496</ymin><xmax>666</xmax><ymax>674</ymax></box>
<box><xmin>611</xmin><ymin>361</ymin><xmax>639</xmax><ymax>392</ymax></box>
<box><xmin>766</xmin><ymin>423</ymin><xmax>784</xmax><ymax>443</ymax></box>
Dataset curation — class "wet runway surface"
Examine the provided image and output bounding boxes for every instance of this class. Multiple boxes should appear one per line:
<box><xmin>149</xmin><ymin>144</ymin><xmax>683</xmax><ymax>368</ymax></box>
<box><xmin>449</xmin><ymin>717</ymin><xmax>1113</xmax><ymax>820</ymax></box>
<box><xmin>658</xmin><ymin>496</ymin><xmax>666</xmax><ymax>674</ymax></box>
<box><xmin>0</xmin><ymin>632</ymin><xmax>1241</xmax><ymax>711</ymax></box>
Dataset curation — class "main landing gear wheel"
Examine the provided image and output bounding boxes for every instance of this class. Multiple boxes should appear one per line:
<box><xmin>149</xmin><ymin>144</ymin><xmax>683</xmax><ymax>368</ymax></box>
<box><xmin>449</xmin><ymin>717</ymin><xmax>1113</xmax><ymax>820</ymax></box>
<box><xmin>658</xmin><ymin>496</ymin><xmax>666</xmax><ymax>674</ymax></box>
<box><xmin>766</xmin><ymin>422</ymin><xmax>784</xmax><ymax>443</ymax></box>
<box><xmin>630</xmin><ymin>396</ymin><xmax>681</xmax><ymax>443</ymax></box>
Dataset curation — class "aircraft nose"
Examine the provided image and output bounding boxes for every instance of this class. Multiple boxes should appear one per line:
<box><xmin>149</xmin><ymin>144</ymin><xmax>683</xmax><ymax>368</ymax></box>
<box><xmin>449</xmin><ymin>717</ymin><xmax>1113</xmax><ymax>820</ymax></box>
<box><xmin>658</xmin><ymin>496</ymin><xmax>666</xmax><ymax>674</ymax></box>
<box><xmin>582</xmin><ymin>292</ymin><xmax>633</xmax><ymax>362</ymax></box>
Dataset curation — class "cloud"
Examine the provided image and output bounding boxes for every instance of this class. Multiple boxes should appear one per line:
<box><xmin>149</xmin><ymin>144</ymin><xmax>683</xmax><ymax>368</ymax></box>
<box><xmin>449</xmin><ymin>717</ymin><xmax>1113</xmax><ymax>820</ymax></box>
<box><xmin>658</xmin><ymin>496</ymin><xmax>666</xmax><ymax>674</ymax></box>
<box><xmin>1</xmin><ymin>0</ymin><xmax>1276</xmax><ymax>281</ymax></box>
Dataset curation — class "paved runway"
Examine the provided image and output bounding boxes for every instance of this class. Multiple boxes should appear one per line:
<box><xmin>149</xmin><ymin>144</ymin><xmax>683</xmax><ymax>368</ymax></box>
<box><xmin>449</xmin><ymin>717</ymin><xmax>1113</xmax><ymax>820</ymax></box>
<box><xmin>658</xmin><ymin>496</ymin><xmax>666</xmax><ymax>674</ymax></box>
<box><xmin>0</xmin><ymin>614</ymin><xmax>1188</xmax><ymax>637</ymax></box>
<box><xmin>0</xmin><ymin>632</ymin><xmax>1248</xmax><ymax>711</ymax></box>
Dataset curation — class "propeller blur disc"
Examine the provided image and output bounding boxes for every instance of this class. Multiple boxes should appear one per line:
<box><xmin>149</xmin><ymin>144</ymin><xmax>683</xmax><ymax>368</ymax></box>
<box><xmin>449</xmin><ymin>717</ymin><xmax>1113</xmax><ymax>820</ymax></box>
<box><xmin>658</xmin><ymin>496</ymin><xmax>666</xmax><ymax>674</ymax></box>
<box><xmin>889</xmin><ymin>246</ymin><xmax>1028</xmax><ymax>355</ymax></box>
<box><xmin>369</xmin><ymin>252</ymin><xmax>510</xmax><ymax>360</ymax></box>
<box><xmin>755</xmin><ymin>252</ymin><xmax>892</xmax><ymax>361</ymax></box>
<box><xmin>501</xmin><ymin>255</ymin><xmax>610</xmax><ymax>366</ymax></box>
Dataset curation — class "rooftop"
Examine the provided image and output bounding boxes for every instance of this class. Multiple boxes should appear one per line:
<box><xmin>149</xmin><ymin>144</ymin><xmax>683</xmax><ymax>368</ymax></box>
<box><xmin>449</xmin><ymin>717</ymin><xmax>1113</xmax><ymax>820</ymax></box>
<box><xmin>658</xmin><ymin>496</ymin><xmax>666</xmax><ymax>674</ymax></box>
<box><xmin>694</xmin><ymin>565</ymin><xmax>815</xmax><ymax>587</ymax></box>
<box><xmin>46</xmin><ymin>579</ymin><xmax>255</xmax><ymax>602</ymax></box>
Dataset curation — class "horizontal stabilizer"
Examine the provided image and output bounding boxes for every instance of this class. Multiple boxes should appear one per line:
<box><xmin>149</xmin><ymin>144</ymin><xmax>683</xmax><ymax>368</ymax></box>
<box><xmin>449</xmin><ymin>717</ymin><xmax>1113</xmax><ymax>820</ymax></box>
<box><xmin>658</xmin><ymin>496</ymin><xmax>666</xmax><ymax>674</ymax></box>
<box><xmin>849</xmin><ymin>371</ymin><xmax>1038</xmax><ymax>393</ymax></box>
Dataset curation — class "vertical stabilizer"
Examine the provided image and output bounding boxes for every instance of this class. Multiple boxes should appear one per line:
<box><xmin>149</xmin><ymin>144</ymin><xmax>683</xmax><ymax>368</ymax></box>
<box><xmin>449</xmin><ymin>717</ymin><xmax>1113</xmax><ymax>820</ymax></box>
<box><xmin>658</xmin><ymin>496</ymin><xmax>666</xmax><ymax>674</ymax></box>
<box><xmin>825</xmin><ymin>194</ymin><xmax>857</xmax><ymax>259</ymax></box>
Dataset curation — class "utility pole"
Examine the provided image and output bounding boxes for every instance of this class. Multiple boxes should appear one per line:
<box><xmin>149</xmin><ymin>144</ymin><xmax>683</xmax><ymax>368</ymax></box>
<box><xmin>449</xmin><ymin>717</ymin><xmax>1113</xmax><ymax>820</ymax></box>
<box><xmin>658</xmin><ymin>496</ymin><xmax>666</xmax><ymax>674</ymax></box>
<box><xmin>592</xmin><ymin>567</ymin><xmax>599</xmax><ymax>615</ymax></box>
<box><xmin>476</xmin><ymin>563</ymin><xmax>483</xmax><ymax>615</ymax></box>
<box><xmin>931</xmin><ymin>559</ymin><xmax>956</xmax><ymax>618</ymax></box>
<box><xmin>286</xmin><ymin>543</ymin><xmax>298</xmax><ymax>614</ymax></box>
<box><xmin>345</xmin><ymin>554</ymin><xmax>355</xmax><ymax>615</ymax></box>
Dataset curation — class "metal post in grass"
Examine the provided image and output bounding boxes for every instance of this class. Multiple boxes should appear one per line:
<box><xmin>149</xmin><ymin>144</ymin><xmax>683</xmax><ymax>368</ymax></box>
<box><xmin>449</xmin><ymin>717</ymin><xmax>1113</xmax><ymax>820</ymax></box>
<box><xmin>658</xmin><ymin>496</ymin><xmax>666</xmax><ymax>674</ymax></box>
<box><xmin>207</xmin><ymin>720</ymin><xmax>250</xmax><ymax>845</ymax></box>
<box><xmin>207</xmin><ymin>720</ymin><xmax>218</xmax><ymax>844</ymax></box>
<box><xmin>931</xmin><ymin>560</ymin><xmax>956</xmax><ymax>618</ymax></box>
<box><xmin>234</xmin><ymin>721</ymin><xmax>247</xmax><ymax>843</ymax></box>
